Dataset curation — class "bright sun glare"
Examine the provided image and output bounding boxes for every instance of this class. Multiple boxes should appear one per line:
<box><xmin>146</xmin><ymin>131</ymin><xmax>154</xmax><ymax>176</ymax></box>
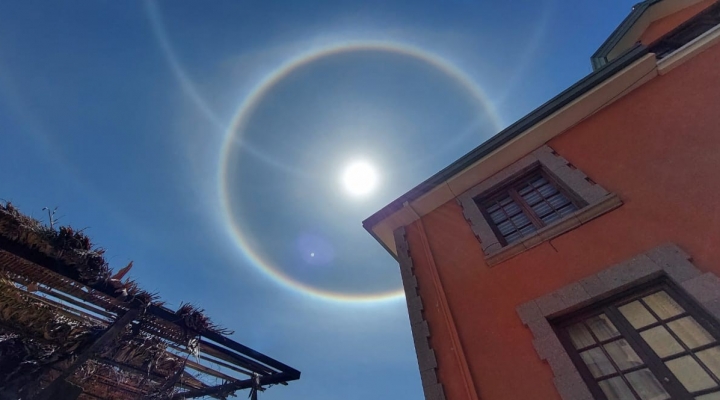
<box><xmin>342</xmin><ymin>161</ymin><xmax>378</xmax><ymax>196</ymax></box>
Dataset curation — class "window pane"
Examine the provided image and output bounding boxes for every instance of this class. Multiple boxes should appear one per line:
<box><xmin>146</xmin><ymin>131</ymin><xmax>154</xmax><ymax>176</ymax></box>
<box><xmin>557</xmin><ymin>203</ymin><xmax>577</xmax><ymax>217</ymax></box>
<box><xmin>540</xmin><ymin>211</ymin><xmax>561</xmax><ymax>225</ymax></box>
<box><xmin>518</xmin><ymin>223</ymin><xmax>537</xmax><ymax>236</ymax></box>
<box><xmin>510</xmin><ymin>212</ymin><xmax>531</xmax><ymax>227</ymax></box>
<box><xmin>598</xmin><ymin>376</ymin><xmax>636</xmax><ymax>400</ymax></box>
<box><xmin>587</xmin><ymin>314</ymin><xmax>621</xmax><ymax>341</ymax></box>
<box><xmin>697</xmin><ymin>346</ymin><xmax>720</xmax><ymax>379</ymax></box>
<box><xmin>518</xmin><ymin>184</ymin><xmax>533</xmax><ymax>195</ymax></box>
<box><xmin>531</xmin><ymin>176</ymin><xmax>548</xmax><ymax>187</ymax></box>
<box><xmin>568</xmin><ymin>323</ymin><xmax>595</xmax><ymax>349</ymax></box>
<box><xmin>499</xmin><ymin>195</ymin><xmax>513</xmax><ymax>206</ymax></box>
<box><xmin>665</xmin><ymin>355</ymin><xmax>717</xmax><ymax>392</ymax></box>
<box><xmin>640</xmin><ymin>326</ymin><xmax>684</xmax><ymax>357</ymax></box>
<box><xmin>620</xmin><ymin>301</ymin><xmax>658</xmax><ymax>329</ymax></box>
<box><xmin>625</xmin><ymin>369</ymin><xmax>670</xmax><ymax>400</ymax></box>
<box><xmin>547</xmin><ymin>193</ymin><xmax>571</xmax><ymax>209</ymax></box>
<box><xmin>531</xmin><ymin>202</ymin><xmax>552</xmax><ymax>218</ymax></box>
<box><xmin>502</xmin><ymin>201</ymin><xmax>522</xmax><ymax>217</ymax></box>
<box><xmin>537</xmin><ymin>183</ymin><xmax>558</xmax><ymax>198</ymax></box>
<box><xmin>486</xmin><ymin>203</ymin><xmax>500</xmax><ymax>213</ymax></box>
<box><xmin>504</xmin><ymin>231</ymin><xmax>521</xmax><ymax>244</ymax></box>
<box><xmin>522</xmin><ymin>191</ymin><xmax>542</xmax><ymax>206</ymax></box>
<box><xmin>643</xmin><ymin>291</ymin><xmax>684</xmax><ymax>320</ymax></box>
<box><xmin>696</xmin><ymin>392</ymin><xmax>720</xmax><ymax>400</ymax></box>
<box><xmin>497</xmin><ymin>220</ymin><xmax>516</xmax><ymax>235</ymax></box>
<box><xmin>668</xmin><ymin>317</ymin><xmax>714</xmax><ymax>349</ymax></box>
<box><xmin>489</xmin><ymin>208</ymin><xmax>507</xmax><ymax>223</ymax></box>
<box><xmin>581</xmin><ymin>347</ymin><xmax>616</xmax><ymax>378</ymax></box>
<box><xmin>605</xmin><ymin>339</ymin><xmax>644</xmax><ymax>371</ymax></box>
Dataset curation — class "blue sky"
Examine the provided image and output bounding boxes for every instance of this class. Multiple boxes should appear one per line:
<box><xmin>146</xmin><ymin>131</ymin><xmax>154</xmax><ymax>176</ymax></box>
<box><xmin>0</xmin><ymin>1</ymin><xmax>638</xmax><ymax>398</ymax></box>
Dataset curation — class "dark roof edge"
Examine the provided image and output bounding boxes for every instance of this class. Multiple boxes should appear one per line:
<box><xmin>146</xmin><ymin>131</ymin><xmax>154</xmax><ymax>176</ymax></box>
<box><xmin>591</xmin><ymin>0</ymin><xmax>662</xmax><ymax>70</ymax></box>
<box><xmin>363</xmin><ymin>44</ymin><xmax>650</xmax><ymax>234</ymax></box>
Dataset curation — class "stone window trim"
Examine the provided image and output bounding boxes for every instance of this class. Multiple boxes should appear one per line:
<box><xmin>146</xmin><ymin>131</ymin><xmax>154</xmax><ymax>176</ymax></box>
<box><xmin>393</xmin><ymin>226</ymin><xmax>446</xmax><ymax>400</ymax></box>
<box><xmin>458</xmin><ymin>145</ymin><xmax>622</xmax><ymax>266</ymax></box>
<box><xmin>515</xmin><ymin>243</ymin><xmax>720</xmax><ymax>400</ymax></box>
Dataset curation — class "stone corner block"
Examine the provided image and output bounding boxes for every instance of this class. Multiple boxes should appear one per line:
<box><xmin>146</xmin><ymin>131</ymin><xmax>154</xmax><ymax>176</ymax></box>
<box><xmin>553</xmin><ymin>372</ymin><xmax>594</xmax><ymax>400</ymax></box>
<box><xmin>422</xmin><ymin>383</ymin><xmax>446</xmax><ymax>400</ymax></box>
<box><xmin>516</xmin><ymin>301</ymin><xmax>544</xmax><ymax>325</ymax></box>
<box><xmin>419</xmin><ymin>368</ymin><xmax>438</xmax><ymax>388</ymax></box>
<box><xmin>647</xmin><ymin>243</ymin><xmax>701</xmax><ymax>283</ymax></box>
<box><xmin>701</xmin><ymin>297</ymin><xmax>720</xmax><ymax>320</ymax></box>
<box><xmin>411</xmin><ymin>320</ymin><xmax>430</xmax><ymax>340</ymax></box>
<box><xmin>596</xmin><ymin>254</ymin><xmax>661</xmax><ymax>291</ymax></box>
<box><xmin>417</xmin><ymin>348</ymin><xmax>437</xmax><ymax>372</ymax></box>
<box><xmin>547</xmin><ymin>351</ymin><xmax>577</xmax><ymax>378</ymax></box>
<box><xmin>557</xmin><ymin>282</ymin><xmax>591</xmax><ymax>309</ymax></box>
<box><xmin>527</xmin><ymin>318</ymin><xmax>555</xmax><ymax>341</ymax></box>
<box><xmin>579</xmin><ymin>274</ymin><xmax>609</xmax><ymax>299</ymax></box>
<box><xmin>682</xmin><ymin>273</ymin><xmax>720</xmax><ymax>303</ymax></box>
<box><xmin>532</xmin><ymin>333</ymin><xmax>564</xmax><ymax>361</ymax></box>
<box><xmin>535</xmin><ymin>291</ymin><xmax>567</xmax><ymax>317</ymax></box>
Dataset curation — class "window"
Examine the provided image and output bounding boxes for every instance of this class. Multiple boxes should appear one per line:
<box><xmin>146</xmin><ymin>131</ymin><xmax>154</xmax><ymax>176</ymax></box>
<box><xmin>555</xmin><ymin>282</ymin><xmax>720</xmax><ymax>400</ymax></box>
<box><xmin>478</xmin><ymin>170</ymin><xmax>581</xmax><ymax>245</ymax></box>
<box><xmin>458</xmin><ymin>145</ymin><xmax>621</xmax><ymax>266</ymax></box>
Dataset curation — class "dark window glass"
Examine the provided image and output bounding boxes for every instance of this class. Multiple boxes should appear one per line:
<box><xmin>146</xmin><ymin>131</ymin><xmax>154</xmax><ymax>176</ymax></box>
<box><xmin>478</xmin><ymin>170</ymin><xmax>578</xmax><ymax>245</ymax></box>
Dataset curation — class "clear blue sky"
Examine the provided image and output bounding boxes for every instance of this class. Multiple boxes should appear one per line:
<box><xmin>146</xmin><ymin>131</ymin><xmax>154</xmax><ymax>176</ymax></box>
<box><xmin>0</xmin><ymin>1</ymin><xmax>638</xmax><ymax>398</ymax></box>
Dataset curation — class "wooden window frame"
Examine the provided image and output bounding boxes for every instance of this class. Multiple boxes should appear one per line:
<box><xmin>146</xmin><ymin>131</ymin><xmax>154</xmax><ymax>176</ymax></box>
<box><xmin>458</xmin><ymin>145</ymin><xmax>622</xmax><ymax>266</ymax></box>
<box><xmin>478</xmin><ymin>168</ymin><xmax>586</xmax><ymax>247</ymax></box>
<box><xmin>516</xmin><ymin>244</ymin><xmax>720</xmax><ymax>400</ymax></box>
<box><xmin>554</xmin><ymin>279</ymin><xmax>720</xmax><ymax>399</ymax></box>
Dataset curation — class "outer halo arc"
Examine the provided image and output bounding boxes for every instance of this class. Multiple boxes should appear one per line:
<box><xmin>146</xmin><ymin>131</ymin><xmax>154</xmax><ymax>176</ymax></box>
<box><xmin>218</xmin><ymin>40</ymin><xmax>502</xmax><ymax>304</ymax></box>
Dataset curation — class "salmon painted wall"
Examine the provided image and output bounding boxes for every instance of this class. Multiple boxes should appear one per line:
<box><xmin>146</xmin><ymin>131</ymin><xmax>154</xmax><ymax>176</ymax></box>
<box><xmin>639</xmin><ymin>0</ymin><xmax>715</xmax><ymax>45</ymax></box>
<box><xmin>402</xmin><ymin>40</ymin><xmax>720</xmax><ymax>399</ymax></box>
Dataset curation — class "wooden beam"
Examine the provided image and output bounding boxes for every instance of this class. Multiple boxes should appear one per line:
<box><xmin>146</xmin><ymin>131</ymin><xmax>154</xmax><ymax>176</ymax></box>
<box><xmin>146</xmin><ymin>306</ymin><xmax>299</xmax><ymax>378</ymax></box>
<box><xmin>199</xmin><ymin>339</ymin><xmax>273</xmax><ymax>375</ymax></box>
<box><xmin>95</xmin><ymin>357</ymin><xmax>206</xmax><ymax>392</ymax></box>
<box><xmin>164</xmin><ymin>341</ymin><xmax>254</xmax><ymax>377</ymax></box>
<box><xmin>33</xmin><ymin>309</ymin><xmax>140</xmax><ymax>400</ymax></box>
<box><xmin>7</xmin><ymin>273</ymin><xmax>113</xmax><ymax>319</ymax></box>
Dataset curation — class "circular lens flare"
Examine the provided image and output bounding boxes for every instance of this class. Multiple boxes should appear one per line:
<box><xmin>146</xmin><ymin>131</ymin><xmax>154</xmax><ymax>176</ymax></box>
<box><xmin>342</xmin><ymin>161</ymin><xmax>378</xmax><ymax>196</ymax></box>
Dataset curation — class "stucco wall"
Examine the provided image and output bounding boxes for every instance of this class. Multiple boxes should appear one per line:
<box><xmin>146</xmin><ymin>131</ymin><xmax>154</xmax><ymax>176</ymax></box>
<box><xmin>402</xmin><ymin>38</ymin><xmax>720</xmax><ymax>399</ymax></box>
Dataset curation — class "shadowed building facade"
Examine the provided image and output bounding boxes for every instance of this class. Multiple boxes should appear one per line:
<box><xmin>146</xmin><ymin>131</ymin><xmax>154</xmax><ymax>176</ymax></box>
<box><xmin>364</xmin><ymin>0</ymin><xmax>720</xmax><ymax>399</ymax></box>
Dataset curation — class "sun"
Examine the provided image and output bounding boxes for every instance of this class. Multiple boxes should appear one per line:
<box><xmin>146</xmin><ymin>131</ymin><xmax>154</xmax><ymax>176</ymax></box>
<box><xmin>341</xmin><ymin>161</ymin><xmax>378</xmax><ymax>196</ymax></box>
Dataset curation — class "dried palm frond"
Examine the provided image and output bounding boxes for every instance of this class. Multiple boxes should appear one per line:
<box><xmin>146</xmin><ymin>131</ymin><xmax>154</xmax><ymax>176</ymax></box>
<box><xmin>176</xmin><ymin>303</ymin><xmax>233</xmax><ymax>335</ymax></box>
<box><xmin>0</xmin><ymin>202</ymin><xmax>247</xmax><ymax>399</ymax></box>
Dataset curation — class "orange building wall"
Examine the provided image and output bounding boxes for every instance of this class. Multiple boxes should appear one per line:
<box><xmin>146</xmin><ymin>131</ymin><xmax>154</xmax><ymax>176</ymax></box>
<box><xmin>403</xmin><ymin>39</ymin><xmax>720</xmax><ymax>399</ymax></box>
<box><xmin>639</xmin><ymin>0</ymin><xmax>716</xmax><ymax>45</ymax></box>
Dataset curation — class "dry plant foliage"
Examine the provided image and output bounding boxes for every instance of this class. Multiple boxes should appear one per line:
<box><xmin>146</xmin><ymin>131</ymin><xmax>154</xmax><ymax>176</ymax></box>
<box><xmin>0</xmin><ymin>202</ymin><xmax>237</xmax><ymax>399</ymax></box>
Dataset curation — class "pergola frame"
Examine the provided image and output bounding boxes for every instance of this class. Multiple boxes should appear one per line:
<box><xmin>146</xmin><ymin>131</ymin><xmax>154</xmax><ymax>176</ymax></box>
<box><xmin>0</xmin><ymin>204</ymin><xmax>299</xmax><ymax>400</ymax></box>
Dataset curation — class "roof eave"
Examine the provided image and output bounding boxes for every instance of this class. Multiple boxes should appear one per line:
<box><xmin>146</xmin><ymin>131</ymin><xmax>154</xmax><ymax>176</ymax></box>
<box><xmin>591</xmin><ymin>0</ymin><xmax>661</xmax><ymax>69</ymax></box>
<box><xmin>363</xmin><ymin>43</ymin><xmax>649</xmax><ymax>239</ymax></box>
